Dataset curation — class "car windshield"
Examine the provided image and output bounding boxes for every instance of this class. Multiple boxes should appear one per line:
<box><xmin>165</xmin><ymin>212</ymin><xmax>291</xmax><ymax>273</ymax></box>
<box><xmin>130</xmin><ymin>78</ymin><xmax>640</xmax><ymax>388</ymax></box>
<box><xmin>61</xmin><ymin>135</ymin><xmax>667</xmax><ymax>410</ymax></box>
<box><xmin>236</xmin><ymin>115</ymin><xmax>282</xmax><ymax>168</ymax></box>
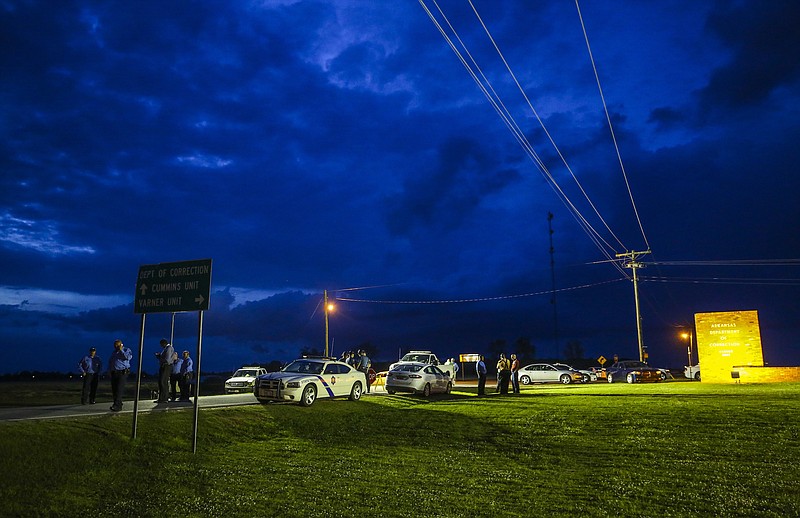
<box><xmin>553</xmin><ymin>364</ymin><xmax>574</xmax><ymax>371</ymax></box>
<box><xmin>400</xmin><ymin>354</ymin><xmax>430</xmax><ymax>363</ymax></box>
<box><xmin>282</xmin><ymin>360</ymin><xmax>323</xmax><ymax>375</ymax></box>
<box><xmin>618</xmin><ymin>361</ymin><xmax>648</xmax><ymax>369</ymax></box>
<box><xmin>392</xmin><ymin>364</ymin><xmax>424</xmax><ymax>373</ymax></box>
<box><xmin>233</xmin><ymin>369</ymin><xmax>258</xmax><ymax>377</ymax></box>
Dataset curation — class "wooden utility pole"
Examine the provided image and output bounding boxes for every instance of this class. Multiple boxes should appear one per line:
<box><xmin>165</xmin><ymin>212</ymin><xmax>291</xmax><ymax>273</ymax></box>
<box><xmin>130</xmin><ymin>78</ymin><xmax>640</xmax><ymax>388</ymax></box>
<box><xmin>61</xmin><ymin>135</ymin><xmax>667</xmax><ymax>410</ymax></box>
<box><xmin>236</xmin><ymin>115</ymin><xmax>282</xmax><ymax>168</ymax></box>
<box><xmin>616</xmin><ymin>250</ymin><xmax>651</xmax><ymax>363</ymax></box>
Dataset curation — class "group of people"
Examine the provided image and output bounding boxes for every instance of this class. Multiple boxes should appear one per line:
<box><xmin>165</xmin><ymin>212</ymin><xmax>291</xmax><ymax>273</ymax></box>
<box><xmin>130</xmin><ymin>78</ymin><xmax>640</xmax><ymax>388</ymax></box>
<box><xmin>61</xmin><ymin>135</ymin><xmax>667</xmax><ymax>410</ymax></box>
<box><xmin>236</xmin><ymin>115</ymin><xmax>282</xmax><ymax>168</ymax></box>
<box><xmin>76</xmin><ymin>338</ymin><xmax>194</xmax><ymax>412</ymax></box>
<box><xmin>474</xmin><ymin>353</ymin><xmax>521</xmax><ymax>396</ymax></box>
<box><xmin>154</xmin><ymin>339</ymin><xmax>194</xmax><ymax>403</ymax></box>
<box><xmin>338</xmin><ymin>349</ymin><xmax>373</xmax><ymax>393</ymax></box>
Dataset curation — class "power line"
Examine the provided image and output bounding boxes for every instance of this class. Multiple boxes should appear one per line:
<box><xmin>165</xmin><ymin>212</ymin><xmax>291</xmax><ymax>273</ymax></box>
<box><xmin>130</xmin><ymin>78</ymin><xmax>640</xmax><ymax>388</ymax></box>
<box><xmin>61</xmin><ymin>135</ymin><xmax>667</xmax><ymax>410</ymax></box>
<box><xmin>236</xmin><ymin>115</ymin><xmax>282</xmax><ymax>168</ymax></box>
<box><xmin>575</xmin><ymin>0</ymin><xmax>650</xmax><ymax>250</ymax></box>
<box><xmin>649</xmin><ymin>259</ymin><xmax>800</xmax><ymax>267</ymax></box>
<box><xmin>336</xmin><ymin>278</ymin><xmax>626</xmax><ymax>305</ymax></box>
<box><xmin>641</xmin><ymin>276</ymin><xmax>800</xmax><ymax>286</ymax></box>
<box><xmin>419</xmin><ymin>0</ymin><xmax>630</xmax><ymax>275</ymax></box>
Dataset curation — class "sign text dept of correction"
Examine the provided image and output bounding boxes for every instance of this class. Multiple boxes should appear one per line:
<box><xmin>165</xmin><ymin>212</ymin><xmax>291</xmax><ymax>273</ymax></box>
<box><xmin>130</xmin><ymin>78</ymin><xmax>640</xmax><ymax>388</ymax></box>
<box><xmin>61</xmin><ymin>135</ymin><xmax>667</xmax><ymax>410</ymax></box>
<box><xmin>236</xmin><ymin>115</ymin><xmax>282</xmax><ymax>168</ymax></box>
<box><xmin>134</xmin><ymin>259</ymin><xmax>212</xmax><ymax>314</ymax></box>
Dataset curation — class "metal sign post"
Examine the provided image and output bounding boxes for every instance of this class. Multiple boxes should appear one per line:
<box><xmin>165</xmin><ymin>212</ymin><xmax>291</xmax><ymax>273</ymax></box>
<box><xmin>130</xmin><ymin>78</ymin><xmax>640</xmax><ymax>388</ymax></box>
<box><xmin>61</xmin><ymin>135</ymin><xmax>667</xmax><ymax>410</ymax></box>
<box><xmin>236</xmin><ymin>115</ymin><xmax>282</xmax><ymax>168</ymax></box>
<box><xmin>192</xmin><ymin>311</ymin><xmax>204</xmax><ymax>453</ymax></box>
<box><xmin>132</xmin><ymin>258</ymin><xmax>212</xmax><ymax>451</ymax></box>
<box><xmin>132</xmin><ymin>313</ymin><xmax>146</xmax><ymax>439</ymax></box>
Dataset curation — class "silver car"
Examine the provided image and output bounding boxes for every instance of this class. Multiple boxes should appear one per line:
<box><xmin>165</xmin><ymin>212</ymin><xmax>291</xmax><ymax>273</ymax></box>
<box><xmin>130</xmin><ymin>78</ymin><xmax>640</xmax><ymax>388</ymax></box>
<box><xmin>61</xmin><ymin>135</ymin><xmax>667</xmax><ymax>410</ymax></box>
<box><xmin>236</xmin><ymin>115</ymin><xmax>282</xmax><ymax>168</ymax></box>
<box><xmin>386</xmin><ymin>362</ymin><xmax>453</xmax><ymax>396</ymax></box>
<box><xmin>518</xmin><ymin>363</ymin><xmax>584</xmax><ymax>385</ymax></box>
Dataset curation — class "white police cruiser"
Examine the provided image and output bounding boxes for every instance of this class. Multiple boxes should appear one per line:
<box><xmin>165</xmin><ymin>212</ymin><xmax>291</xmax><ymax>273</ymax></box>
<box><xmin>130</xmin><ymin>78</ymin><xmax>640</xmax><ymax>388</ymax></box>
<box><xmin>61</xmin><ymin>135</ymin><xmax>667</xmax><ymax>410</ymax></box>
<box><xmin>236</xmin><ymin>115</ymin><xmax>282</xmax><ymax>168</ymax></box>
<box><xmin>254</xmin><ymin>357</ymin><xmax>367</xmax><ymax>407</ymax></box>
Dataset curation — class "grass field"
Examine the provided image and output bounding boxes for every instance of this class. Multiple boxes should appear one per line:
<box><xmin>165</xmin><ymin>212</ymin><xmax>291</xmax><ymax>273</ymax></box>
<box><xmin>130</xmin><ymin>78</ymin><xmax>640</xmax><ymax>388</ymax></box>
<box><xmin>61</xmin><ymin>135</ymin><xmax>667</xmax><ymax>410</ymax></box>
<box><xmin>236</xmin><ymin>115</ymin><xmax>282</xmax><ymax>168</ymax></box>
<box><xmin>1</xmin><ymin>382</ymin><xmax>799</xmax><ymax>517</ymax></box>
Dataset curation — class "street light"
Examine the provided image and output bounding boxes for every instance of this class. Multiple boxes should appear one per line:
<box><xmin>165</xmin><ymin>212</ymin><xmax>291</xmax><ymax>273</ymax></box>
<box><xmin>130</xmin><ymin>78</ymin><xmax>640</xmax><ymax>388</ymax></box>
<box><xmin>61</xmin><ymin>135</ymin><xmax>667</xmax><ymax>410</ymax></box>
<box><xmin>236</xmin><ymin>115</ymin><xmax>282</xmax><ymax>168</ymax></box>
<box><xmin>324</xmin><ymin>290</ymin><xmax>335</xmax><ymax>357</ymax></box>
<box><xmin>681</xmin><ymin>330</ymin><xmax>694</xmax><ymax>380</ymax></box>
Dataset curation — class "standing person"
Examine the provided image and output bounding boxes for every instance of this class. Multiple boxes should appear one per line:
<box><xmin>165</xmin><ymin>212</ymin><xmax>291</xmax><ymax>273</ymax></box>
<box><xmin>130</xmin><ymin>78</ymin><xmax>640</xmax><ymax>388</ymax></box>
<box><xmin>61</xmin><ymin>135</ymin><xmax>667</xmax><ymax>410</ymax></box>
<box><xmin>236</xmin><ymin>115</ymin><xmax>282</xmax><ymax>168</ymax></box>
<box><xmin>154</xmin><ymin>339</ymin><xmax>174</xmax><ymax>403</ymax></box>
<box><xmin>510</xmin><ymin>353</ymin><xmax>521</xmax><ymax>394</ymax></box>
<box><xmin>476</xmin><ymin>355</ymin><xmax>487</xmax><ymax>396</ymax></box>
<box><xmin>451</xmin><ymin>358</ymin><xmax>460</xmax><ymax>381</ymax></box>
<box><xmin>77</xmin><ymin>347</ymin><xmax>102</xmax><ymax>405</ymax></box>
<box><xmin>108</xmin><ymin>339</ymin><xmax>132</xmax><ymax>412</ymax></box>
<box><xmin>169</xmin><ymin>351</ymin><xmax>182</xmax><ymax>402</ymax></box>
<box><xmin>496</xmin><ymin>353</ymin><xmax>511</xmax><ymax>394</ymax></box>
<box><xmin>179</xmin><ymin>350</ymin><xmax>193</xmax><ymax>401</ymax></box>
<box><xmin>357</xmin><ymin>350</ymin><xmax>372</xmax><ymax>393</ymax></box>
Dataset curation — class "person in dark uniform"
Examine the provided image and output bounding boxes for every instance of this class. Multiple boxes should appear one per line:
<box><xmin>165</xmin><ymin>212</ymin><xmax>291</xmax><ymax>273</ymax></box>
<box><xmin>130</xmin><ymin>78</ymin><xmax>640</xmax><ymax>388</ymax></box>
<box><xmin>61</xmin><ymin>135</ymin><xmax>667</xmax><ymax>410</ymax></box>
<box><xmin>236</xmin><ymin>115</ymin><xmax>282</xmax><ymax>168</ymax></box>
<box><xmin>78</xmin><ymin>347</ymin><xmax>102</xmax><ymax>405</ymax></box>
<box><xmin>154</xmin><ymin>339</ymin><xmax>174</xmax><ymax>403</ymax></box>
<box><xmin>476</xmin><ymin>355</ymin><xmax>487</xmax><ymax>396</ymax></box>
<box><xmin>108</xmin><ymin>339</ymin><xmax>132</xmax><ymax>412</ymax></box>
<box><xmin>357</xmin><ymin>350</ymin><xmax>372</xmax><ymax>393</ymax></box>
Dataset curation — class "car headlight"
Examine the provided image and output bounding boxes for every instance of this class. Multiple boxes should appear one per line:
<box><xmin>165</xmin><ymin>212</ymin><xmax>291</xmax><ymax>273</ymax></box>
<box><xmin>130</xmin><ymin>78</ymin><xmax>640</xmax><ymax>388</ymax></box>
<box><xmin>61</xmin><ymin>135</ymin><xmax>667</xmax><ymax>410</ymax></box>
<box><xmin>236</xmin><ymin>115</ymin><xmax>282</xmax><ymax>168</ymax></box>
<box><xmin>285</xmin><ymin>381</ymin><xmax>301</xmax><ymax>388</ymax></box>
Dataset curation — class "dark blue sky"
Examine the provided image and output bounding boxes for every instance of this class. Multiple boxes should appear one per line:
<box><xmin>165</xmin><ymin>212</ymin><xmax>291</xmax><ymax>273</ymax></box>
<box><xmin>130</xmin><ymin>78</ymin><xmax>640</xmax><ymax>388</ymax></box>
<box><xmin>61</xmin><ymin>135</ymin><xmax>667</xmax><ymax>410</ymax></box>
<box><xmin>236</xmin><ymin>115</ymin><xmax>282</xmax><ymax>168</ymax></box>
<box><xmin>2</xmin><ymin>0</ymin><xmax>799</xmax><ymax>375</ymax></box>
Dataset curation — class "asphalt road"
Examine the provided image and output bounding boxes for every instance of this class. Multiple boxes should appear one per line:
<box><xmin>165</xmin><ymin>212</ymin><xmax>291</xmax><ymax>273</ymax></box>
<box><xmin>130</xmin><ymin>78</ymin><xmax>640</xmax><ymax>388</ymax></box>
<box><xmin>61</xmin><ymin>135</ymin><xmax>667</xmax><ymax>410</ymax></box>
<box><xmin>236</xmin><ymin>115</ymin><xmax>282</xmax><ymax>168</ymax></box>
<box><xmin>0</xmin><ymin>393</ymin><xmax>260</xmax><ymax>422</ymax></box>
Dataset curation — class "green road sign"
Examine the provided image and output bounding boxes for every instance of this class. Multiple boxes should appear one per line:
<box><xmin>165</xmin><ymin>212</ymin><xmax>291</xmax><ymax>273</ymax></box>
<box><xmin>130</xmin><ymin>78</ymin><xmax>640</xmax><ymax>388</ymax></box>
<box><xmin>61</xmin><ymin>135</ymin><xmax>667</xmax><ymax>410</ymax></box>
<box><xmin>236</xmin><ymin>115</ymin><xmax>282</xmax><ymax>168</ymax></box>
<box><xmin>134</xmin><ymin>259</ymin><xmax>212</xmax><ymax>314</ymax></box>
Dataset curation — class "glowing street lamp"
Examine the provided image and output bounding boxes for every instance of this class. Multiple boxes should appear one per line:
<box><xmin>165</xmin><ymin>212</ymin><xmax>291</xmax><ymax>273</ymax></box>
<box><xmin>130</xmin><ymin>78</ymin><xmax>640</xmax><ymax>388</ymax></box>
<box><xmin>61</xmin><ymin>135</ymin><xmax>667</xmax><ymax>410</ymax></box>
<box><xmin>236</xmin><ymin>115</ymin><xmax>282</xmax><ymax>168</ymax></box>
<box><xmin>324</xmin><ymin>290</ymin><xmax>336</xmax><ymax>357</ymax></box>
<box><xmin>681</xmin><ymin>330</ymin><xmax>694</xmax><ymax>380</ymax></box>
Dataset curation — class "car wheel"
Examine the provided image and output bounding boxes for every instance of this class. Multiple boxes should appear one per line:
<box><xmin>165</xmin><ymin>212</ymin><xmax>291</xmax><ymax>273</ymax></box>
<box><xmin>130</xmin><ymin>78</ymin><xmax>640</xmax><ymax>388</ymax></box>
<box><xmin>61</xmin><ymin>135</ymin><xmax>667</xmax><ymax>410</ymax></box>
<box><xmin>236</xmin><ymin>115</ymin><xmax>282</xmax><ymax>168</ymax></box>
<box><xmin>422</xmin><ymin>383</ymin><xmax>431</xmax><ymax>397</ymax></box>
<box><xmin>387</xmin><ymin>389</ymin><xmax>396</xmax><ymax>395</ymax></box>
<box><xmin>626</xmin><ymin>373</ymin><xmax>636</xmax><ymax>384</ymax></box>
<box><xmin>607</xmin><ymin>373</ymin><xmax>614</xmax><ymax>383</ymax></box>
<box><xmin>694</xmin><ymin>372</ymin><xmax>701</xmax><ymax>381</ymax></box>
<box><xmin>559</xmin><ymin>374</ymin><xmax>572</xmax><ymax>384</ymax></box>
<box><xmin>349</xmin><ymin>381</ymin><xmax>362</xmax><ymax>401</ymax></box>
<box><xmin>445</xmin><ymin>382</ymin><xmax>452</xmax><ymax>394</ymax></box>
<box><xmin>661</xmin><ymin>372</ymin><xmax>667</xmax><ymax>381</ymax></box>
<box><xmin>520</xmin><ymin>375</ymin><xmax>531</xmax><ymax>385</ymax></box>
<box><xmin>300</xmin><ymin>384</ymin><xmax>317</xmax><ymax>407</ymax></box>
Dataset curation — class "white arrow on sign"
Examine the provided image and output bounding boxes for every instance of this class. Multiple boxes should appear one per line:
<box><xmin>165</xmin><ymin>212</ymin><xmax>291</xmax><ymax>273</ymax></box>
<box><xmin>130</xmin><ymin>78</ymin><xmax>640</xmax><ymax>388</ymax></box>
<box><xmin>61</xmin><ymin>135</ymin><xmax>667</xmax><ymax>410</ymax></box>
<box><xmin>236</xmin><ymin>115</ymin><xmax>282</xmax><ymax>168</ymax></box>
<box><xmin>139</xmin><ymin>285</ymin><xmax>148</xmax><ymax>296</ymax></box>
<box><xmin>195</xmin><ymin>294</ymin><xmax>205</xmax><ymax>305</ymax></box>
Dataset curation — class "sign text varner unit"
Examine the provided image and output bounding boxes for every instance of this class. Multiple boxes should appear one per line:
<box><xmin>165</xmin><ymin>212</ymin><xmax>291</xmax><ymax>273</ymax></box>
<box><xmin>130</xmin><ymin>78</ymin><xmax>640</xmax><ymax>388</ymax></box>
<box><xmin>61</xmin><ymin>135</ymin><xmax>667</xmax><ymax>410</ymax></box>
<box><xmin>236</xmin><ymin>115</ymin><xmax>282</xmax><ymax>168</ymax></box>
<box><xmin>134</xmin><ymin>259</ymin><xmax>212</xmax><ymax>314</ymax></box>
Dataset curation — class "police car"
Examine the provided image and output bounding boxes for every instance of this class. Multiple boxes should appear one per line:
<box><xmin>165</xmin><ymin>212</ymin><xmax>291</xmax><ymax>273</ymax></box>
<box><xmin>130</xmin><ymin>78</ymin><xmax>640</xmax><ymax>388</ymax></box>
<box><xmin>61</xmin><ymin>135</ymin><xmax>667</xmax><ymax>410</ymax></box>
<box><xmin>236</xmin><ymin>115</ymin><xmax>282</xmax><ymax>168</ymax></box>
<box><xmin>254</xmin><ymin>357</ymin><xmax>367</xmax><ymax>407</ymax></box>
<box><xmin>224</xmin><ymin>366</ymin><xmax>267</xmax><ymax>394</ymax></box>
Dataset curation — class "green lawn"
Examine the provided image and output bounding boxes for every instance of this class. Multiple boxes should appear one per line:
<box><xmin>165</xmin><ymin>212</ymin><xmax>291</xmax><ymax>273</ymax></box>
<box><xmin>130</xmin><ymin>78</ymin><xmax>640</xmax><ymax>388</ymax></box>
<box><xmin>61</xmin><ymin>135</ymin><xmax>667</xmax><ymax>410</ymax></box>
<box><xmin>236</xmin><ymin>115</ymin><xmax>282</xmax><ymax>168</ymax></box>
<box><xmin>1</xmin><ymin>382</ymin><xmax>798</xmax><ymax>517</ymax></box>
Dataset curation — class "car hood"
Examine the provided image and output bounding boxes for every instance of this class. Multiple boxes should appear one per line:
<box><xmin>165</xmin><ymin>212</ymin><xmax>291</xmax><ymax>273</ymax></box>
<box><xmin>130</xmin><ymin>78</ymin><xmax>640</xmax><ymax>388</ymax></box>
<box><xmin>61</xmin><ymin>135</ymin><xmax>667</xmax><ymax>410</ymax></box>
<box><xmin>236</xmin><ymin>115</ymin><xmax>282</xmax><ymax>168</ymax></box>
<box><xmin>258</xmin><ymin>372</ymin><xmax>317</xmax><ymax>383</ymax></box>
<box><xmin>226</xmin><ymin>376</ymin><xmax>257</xmax><ymax>383</ymax></box>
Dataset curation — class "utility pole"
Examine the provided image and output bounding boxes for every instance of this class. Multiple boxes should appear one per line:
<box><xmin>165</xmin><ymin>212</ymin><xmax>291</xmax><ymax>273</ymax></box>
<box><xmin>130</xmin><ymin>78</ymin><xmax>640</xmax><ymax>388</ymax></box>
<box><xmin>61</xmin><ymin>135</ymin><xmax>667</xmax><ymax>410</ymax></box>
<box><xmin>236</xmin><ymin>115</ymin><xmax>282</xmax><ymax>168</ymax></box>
<box><xmin>616</xmin><ymin>250</ymin><xmax>651</xmax><ymax>363</ymax></box>
<box><xmin>548</xmin><ymin>212</ymin><xmax>559</xmax><ymax>360</ymax></box>
<box><xmin>324</xmin><ymin>290</ymin><xmax>330</xmax><ymax>357</ymax></box>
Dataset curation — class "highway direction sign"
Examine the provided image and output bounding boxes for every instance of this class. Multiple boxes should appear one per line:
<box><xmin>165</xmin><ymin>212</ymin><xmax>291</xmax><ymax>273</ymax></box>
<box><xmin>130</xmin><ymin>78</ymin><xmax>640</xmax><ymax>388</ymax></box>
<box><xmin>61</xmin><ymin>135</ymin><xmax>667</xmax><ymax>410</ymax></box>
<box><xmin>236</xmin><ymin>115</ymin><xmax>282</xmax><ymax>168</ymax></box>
<box><xmin>134</xmin><ymin>259</ymin><xmax>212</xmax><ymax>314</ymax></box>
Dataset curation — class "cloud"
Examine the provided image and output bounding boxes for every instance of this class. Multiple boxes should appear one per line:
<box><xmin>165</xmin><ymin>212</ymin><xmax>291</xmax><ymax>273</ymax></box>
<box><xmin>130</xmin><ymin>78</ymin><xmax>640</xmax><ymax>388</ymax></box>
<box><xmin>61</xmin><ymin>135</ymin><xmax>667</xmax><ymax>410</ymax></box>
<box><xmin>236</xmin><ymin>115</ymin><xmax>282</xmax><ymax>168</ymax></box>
<box><xmin>387</xmin><ymin>137</ymin><xmax>522</xmax><ymax>236</ymax></box>
<box><xmin>0</xmin><ymin>212</ymin><xmax>96</xmax><ymax>255</ymax></box>
<box><xmin>698</xmin><ymin>1</ymin><xmax>800</xmax><ymax>111</ymax></box>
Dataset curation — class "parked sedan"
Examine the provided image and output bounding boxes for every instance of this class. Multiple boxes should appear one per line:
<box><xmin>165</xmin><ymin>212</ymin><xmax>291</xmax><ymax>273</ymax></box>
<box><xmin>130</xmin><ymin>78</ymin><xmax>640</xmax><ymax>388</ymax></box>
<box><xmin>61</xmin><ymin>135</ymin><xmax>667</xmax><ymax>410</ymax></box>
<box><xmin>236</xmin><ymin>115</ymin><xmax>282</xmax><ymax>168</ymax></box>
<box><xmin>518</xmin><ymin>363</ymin><xmax>584</xmax><ymax>385</ymax></box>
<box><xmin>385</xmin><ymin>362</ymin><xmax>453</xmax><ymax>396</ymax></box>
<box><xmin>554</xmin><ymin>363</ymin><xmax>594</xmax><ymax>382</ymax></box>
<box><xmin>606</xmin><ymin>361</ymin><xmax>664</xmax><ymax>383</ymax></box>
<box><xmin>684</xmin><ymin>364</ymin><xmax>701</xmax><ymax>381</ymax></box>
